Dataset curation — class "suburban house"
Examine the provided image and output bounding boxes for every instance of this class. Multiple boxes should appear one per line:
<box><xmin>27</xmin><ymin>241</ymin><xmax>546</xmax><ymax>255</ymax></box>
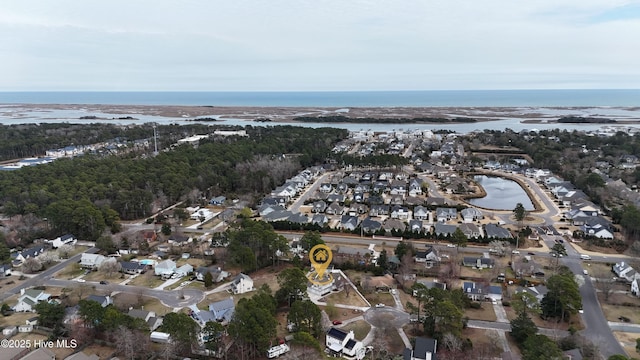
<box><xmin>230</xmin><ymin>273</ymin><xmax>254</xmax><ymax>294</ymax></box>
<box><xmin>484</xmin><ymin>224</ymin><xmax>513</xmax><ymax>239</ymax></box>
<box><xmin>433</xmin><ymin>222</ymin><xmax>457</xmax><ymax>237</ymax></box>
<box><xmin>312</xmin><ymin>200</ymin><xmax>328</xmax><ymax>213</ymax></box>
<box><xmin>175</xmin><ymin>263</ymin><xmax>194</xmax><ymax>277</ymax></box>
<box><xmin>80</xmin><ymin>253</ymin><xmax>107</xmax><ymax>269</ymax></box>
<box><xmin>209</xmin><ymin>297</ymin><xmax>235</xmax><ymax>323</ymax></box>
<box><xmin>413</xmin><ymin>206</ymin><xmax>430</xmax><ymax>221</ymax></box>
<box><xmin>413</xmin><ymin>280</ymin><xmax>446</xmax><ymax>295</ymax></box>
<box><xmin>196</xmin><ymin>266</ymin><xmax>229</xmax><ymax>282</ymax></box>
<box><xmin>209</xmin><ymin>196</ymin><xmax>226</xmax><ymax>205</ymax></box>
<box><xmin>142</xmin><ymin>231</ymin><xmax>157</xmax><ymax>243</ymax></box>
<box><xmin>14</xmin><ymin>288</ymin><xmax>51</xmax><ymax>312</ymax></box>
<box><xmin>581</xmin><ymin>217</ymin><xmax>614</xmax><ymax>239</ymax></box>
<box><xmin>462</xmin><ymin>254</ymin><xmax>495</xmax><ymax>269</ymax></box>
<box><xmin>632</xmin><ymin>279</ymin><xmax>639</xmax><ymax>297</ymax></box>
<box><xmin>361</xmin><ymin>217</ymin><xmax>382</xmax><ymax>233</ymax></box>
<box><xmin>435</xmin><ymin>208</ymin><xmax>457</xmax><ymax>222</ymax></box>
<box><xmin>339</xmin><ymin>215</ymin><xmax>360</xmax><ymax>231</ymax></box>
<box><xmin>462</xmin><ymin>282</ymin><xmax>486</xmax><ymax>301</ymax></box>
<box><xmin>516</xmin><ymin>285</ymin><xmax>549</xmax><ymax>305</ymax></box>
<box><xmin>48</xmin><ymin>234</ymin><xmax>76</xmax><ymax>249</ymax></box>
<box><xmin>311</xmin><ymin>214</ymin><xmax>329</xmax><ymax>226</ymax></box>
<box><xmin>403</xmin><ymin>337</ymin><xmax>437</xmax><ymax>360</ymax></box>
<box><xmin>460</xmin><ymin>208</ymin><xmax>483</xmax><ymax>223</ymax></box>
<box><xmin>154</xmin><ymin>259</ymin><xmax>177</xmax><ymax>277</ymax></box>
<box><xmin>326</xmin><ymin>327</ymin><xmax>366</xmax><ymax>360</ymax></box>
<box><xmin>120</xmin><ymin>261</ymin><xmax>147</xmax><ymax>275</ymax></box>
<box><xmin>414</xmin><ymin>246</ymin><xmax>440</xmax><ymax>268</ymax></box>
<box><xmin>12</xmin><ymin>245</ymin><xmax>45</xmax><ymax>265</ymax></box>
<box><xmin>458</xmin><ymin>223</ymin><xmax>481</xmax><ymax>239</ymax></box>
<box><xmin>168</xmin><ymin>235</ymin><xmax>192</xmax><ymax>246</ymax></box>
<box><xmin>128</xmin><ymin>308</ymin><xmax>163</xmax><ymax>331</ymax></box>
<box><xmin>369</xmin><ymin>204</ymin><xmax>390</xmax><ymax>217</ymax></box>
<box><xmin>86</xmin><ymin>295</ymin><xmax>112</xmax><ymax>307</ymax></box>
<box><xmin>613</xmin><ymin>262</ymin><xmax>639</xmax><ymax>283</ymax></box>
<box><xmin>0</xmin><ymin>263</ymin><xmax>12</xmax><ymax>277</ymax></box>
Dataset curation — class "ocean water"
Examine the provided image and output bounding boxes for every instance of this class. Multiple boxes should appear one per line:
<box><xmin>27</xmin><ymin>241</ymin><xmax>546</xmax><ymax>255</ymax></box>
<box><xmin>0</xmin><ymin>89</ymin><xmax>639</xmax><ymax>107</ymax></box>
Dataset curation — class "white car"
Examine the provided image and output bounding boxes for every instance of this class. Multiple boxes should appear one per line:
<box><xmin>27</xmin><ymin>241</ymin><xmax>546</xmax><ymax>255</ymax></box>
<box><xmin>446</xmin><ymin>244</ymin><xmax>456</xmax><ymax>248</ymax></box>
<box><xmin>375</xmin><ymin>303</ymin><xmax>385</xmax><ymax>308</ymax></box>
<box><xmin>76</xmin><ymin>278</ymin><xmax>86</xmax><ymax>283</ymax></box>
<box><xmin>511</xmin><ymin>250</ymin><xmax>520</xmax><ymax>254</ymax></box>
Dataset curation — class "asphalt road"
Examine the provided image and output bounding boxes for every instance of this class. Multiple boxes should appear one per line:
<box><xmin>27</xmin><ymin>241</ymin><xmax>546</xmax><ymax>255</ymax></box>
<box><xmin>0</xmin><ymin>247</ymin><xmax>99</xmax><ymax>302</ymax></box>
<box><xmin>43</xmin><ymin>278</ymin><xmax>205</xmax><ymax>308</ymax></box>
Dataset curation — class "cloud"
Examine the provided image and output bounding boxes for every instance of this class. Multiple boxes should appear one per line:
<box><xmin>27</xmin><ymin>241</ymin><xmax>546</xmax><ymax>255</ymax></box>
<box><xmin>0</xmin><ymin>0</ymin><xmax>639</xmax><ymax>90</ymax></box>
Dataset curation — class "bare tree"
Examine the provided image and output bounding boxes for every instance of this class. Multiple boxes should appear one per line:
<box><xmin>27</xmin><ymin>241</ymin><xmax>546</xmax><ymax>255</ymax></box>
<box><xmin>488</xmin><ymin>240</ymin><xmax>509</xmax><ymax>257</ymax></box>
<box><xmin>442</xmin><ymin>332</ymin><xmax>463</xmax><ymax>352</ymax></box>
<box><xmin>98</xmin><ymin>259</ymin><xmax>122</xmax><ymax>278</ymax></box>
<box><xmin>593</xmin><ymin>269</ymin><xmax>615</xmax><ymax>303</ymax></box>
<box><xmin>73</xmin><ymin>284</ymin><xmax>92</xmax><ymax>302</ymax></box>
<box><xmin>57</xmin><ymin>244</ymin><xmax>74</xmax><ymax>259</ymax></box>
<box><xmin>112</xmin><ymin>326</ymin><xmax>150</xmax><ymax>360</ymax></box>
<box><xmin>38</xmin><ymin>251</ymin><xmax>59</xmax><ymax>266</ymax></box>
<box><xmin>21</xmin><ymin>257</ymin><xmax>42</xmax><ymax>273</ymax></box>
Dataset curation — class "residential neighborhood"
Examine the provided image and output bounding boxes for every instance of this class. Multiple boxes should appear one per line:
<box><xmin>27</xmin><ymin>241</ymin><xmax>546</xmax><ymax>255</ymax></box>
<box><xmin>2</xmin><ymin>125</ymin><xmax>640</xmax><ymax>360</ymax></box>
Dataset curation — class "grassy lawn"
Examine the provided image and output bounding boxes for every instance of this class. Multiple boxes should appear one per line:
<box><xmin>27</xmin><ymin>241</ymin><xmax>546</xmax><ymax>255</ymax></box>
<box><xmin>362</xmin><ymin>291</ymin><xmax>393</xmax><ymax>306</ymax></box>
<box><xmin>0</xmin><ymin>311</ymin><xmax>38</xmax><ymax>327</ymax></box>
<box><xmin>613</xmin><ymin>332</ymin><xmax>640</xmax><ymax>357</ymax></box>
<box><xmin>462</xmin><ymin>327</ymin><xmax>509</xmax><ymax>357</ymax></box>
<box><xmin>465</xmin><ymin>303</ymin><xmax>497</xmax><ymax>322</ymax></box>
<box><xmin>599</xmin><ymin>293</ymin><xmax>640</xmax><ymax>323</ymax></box>
<box><xmin>320</xmin><ymin>289</ymin><xmax>369</xmax><ymax>308</ymax></box>
<box><xmin>127</xmin><ymin>272</ymin><xmax>165</xmax><ymax>288</ymax></box>
<box><xmin>175</xmin><ymin>258</ymin><xmax>207</xmax><ymax>267</ymax></box>
<box><xmin>141</xmin><ymin>297</ymin><xmax>172</xmax><ymax>316</ymax></box>
<box><xmin>82</xmin><ymin>269</ymin><xmax>123</xmax><ymax>282</ymax></box>
<box><xmin>340</xmin><ymin>320</ymin><xmax>371</xmax><ymax>340</ymax></box>
<box><xmin>56</xmin><ymin>263</ymin><xmax>85</xmax><ymax>279</ymax></box>
<box><xmin>504</xmin><ymin>306</ymin><xmax>584</xmax><ymax>330</ymax></box>
<box><xmin>164</xmin><ymin>276</ymin><xmax>191</xmax><ymax>290</ymax></box>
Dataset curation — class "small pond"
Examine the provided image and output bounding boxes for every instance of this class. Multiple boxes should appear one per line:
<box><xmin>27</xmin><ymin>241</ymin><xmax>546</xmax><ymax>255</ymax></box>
<box><xmin>467</xmin><ymin>175</ymin><xmax>535</xmax><ymax>211</ymax></box>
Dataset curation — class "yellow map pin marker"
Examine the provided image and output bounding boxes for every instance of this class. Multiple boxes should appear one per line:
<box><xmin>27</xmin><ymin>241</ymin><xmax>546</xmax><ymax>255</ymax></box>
<box><xmin>309</xmin><ymin>244</ymin><xmax>332</xmax><ymax>279</ymax></box>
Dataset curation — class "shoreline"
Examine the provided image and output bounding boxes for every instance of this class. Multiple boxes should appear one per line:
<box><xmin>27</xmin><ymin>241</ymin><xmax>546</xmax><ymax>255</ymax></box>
<box><xmin>2</xmin><ymin>103</ymin><xmax>640</xmax><ymax>124</ymax></box>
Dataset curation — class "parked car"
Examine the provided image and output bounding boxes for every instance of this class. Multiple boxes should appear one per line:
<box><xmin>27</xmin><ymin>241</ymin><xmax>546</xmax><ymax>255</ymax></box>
<box><xmin>332</xmin><ymin>320</ymin><xmax>342</xmax><ymax>325</ymax></box>
<box><xmin>527</xmin><ymin>252</ymin><xmax>535</xmax><ymax>255</ymax></box>
<box><xmin>446</xmin><ymin>244</ymin><xmax>456</xmax><ymax>248</ymax></box>
<box><xmin>99</xmin><ymin>281</ymin><xmax>108</xmax><ymax>285</ymax></box>
<box><xmin>375</xmin><ymin>303</ymin><xmax>385</xmax><ymax>308</ymax></box>
<box><xmin>76</xmin><ymin>279</ymin><xmax>86</xmax><ymax>283</ymax></box>
<box><xmin>511</xmin><ymin>250</ymin><xmax>520</xmax><ymax>254</ymax></box>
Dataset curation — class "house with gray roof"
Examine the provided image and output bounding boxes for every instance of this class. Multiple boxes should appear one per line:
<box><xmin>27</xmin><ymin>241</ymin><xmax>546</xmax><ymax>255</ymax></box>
<box><xmin>154</xmin><ymin>259</ymin><xmax>177</xmax><ymax>277</ymax></box>
<box><xmin>413</xmin><ymin>206</ymin><xmax>430</xmax><ymax>221</ymax></box>
<box><xmin>311</xmin><ymin>214</ymin><xmax>329</xmax><ymax>226</ymax></box>
<box><xmin>361</xmin><ymin>217</ymin><xmax>382</xmax><ymax>233</ymax></box>
<box><xmin>408</xmin><ymin>220</ymin><xmax>424</xmax><ymax>233</ymax></box>
<box><xmin>262</xmin><ymin>209</ymin><xmax>293</xmax><ymax>222</ymax></box>
<box><xmin>462</xmin><ymin>255</ymin><xmax>495</xmax><ymax>269</ymax></box>
<box><xmin>435</xmin><ymin>207</ymin><xmax>457</xmax><ymax>222</ymax></box>
<box><xmin>461</xmin><ymin>208</ymin><xmax>483</xmax><ymax>223</ymax></box>
<box><xmin>383</xmin><ymin>219</ymin><xmax>406</xmax><ymax>233</ymax></box>
<box><xmin>459</xmin><ymin>223</ymin><xmax>481</xmax><ymax>238</ymax></box>
<box><xmin>311</xmin><ymin>200</ymin><xmax>327</xmax><ymax>213</ymax></box>
<box><xmin>339</xmin><ymin>215</ymin><xmax>360</xmax><ymax>231</ymax></box>
<box><xmin>13</xmin><ymin>288</ymin><xmax>51</xmax><ymax>312</ymax></box>
<box><xmin>209</xmin><ymin>297</ymin><xmax>235</xmax><ymax>323</ymax></box>
<box><xmin>434</xmin><ymin>222</ymin><xmax>457</xmax><ymax>237</ymax></box>
<box><xmin>86</xmin><ymin>295</ymin><xmax>112</xmax><ymax>307</ymax></box>
<box><xmin>326</xmin><ymin>202</ymin><xmax>345</xmax><ymax>215</ymax></box>
<box><xmin>369</xmin><ymin>204</ymin><xmax>389</xmax><ymax>217</ymax></box>
<box><xmin>484</xmin><ymin>224</ymin><xmax>513</xmax><ymax>239</ymax></box>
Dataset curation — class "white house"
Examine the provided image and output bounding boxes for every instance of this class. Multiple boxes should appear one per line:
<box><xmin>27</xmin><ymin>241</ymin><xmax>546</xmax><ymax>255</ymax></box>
<box><xmin>632</xmin><ymin>279</ymin><xmax>639</xmax><ymax>297</ymax></box>
<box><xmin>613</xmin><ymin>262</ymin><xmax>639</xmax><ymax>283</ymax></box>
<box><xmin>231</xmin><ymin>273</ymin><xmax>254</xmax><ymax>294</ymax></box>
<box><xmin>414</xmin><ymin>246</ymin><xmax>440</xmax><ymax>268</ymax></box>
<box><xmin>14</xmin><ymin>288</ymin><xmax>51</xmax><ymax>312</ymax></box>
<box><xmin>48</xmin><ymin>234</ymin><xmax>77</xmax><ymax>249</ymax></box>
<box><xmin>326</xmin><ymin>327</ymin><xmax>366</xmax><ymax>360</ymax></box>
<box><xmin>175</xmin><ymin>264</ymin><xmax>193</xmax><ymax>277</ymax></box>
<box><xmin>155</xmin><ymin>259</ymin><xmax>177</xmax><ymax>277</ymax></box>
<box><xmin>80</xmin><ymin>253</ymin><xmax>106</xmax><ymax>269</ymax></box>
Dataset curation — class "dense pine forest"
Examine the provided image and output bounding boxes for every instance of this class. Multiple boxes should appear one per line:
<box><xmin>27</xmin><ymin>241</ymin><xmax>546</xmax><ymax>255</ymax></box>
<box><xmin>0</xmin><ymin>124</ymin><xmax>347</xmax><ymax>240</ymax></box>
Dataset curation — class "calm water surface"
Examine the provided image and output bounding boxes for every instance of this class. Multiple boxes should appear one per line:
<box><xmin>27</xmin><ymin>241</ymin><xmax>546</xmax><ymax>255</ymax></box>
<box><xmin>468</xmin><ymin>175</ymin><xmax>535</xmax><ymax>211</ymax></box>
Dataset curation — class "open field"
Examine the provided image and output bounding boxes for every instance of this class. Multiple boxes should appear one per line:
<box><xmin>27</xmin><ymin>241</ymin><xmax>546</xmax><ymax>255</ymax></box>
<box><xmin>320</xmin><ymin>289</ymin><xmax>369</xmax><ymax>308</ymax></box>
<box><xmin>599</xmin><ymin>293</ymin><xmax>640</xmax><ymax>323</ymax></box>
<box><xmin>340</xmin><ymin>320</ymin><xmax>371</xmax><ymax>340</ymax></box>
<box><xmin>127</xmin><ymin>271</ymin><xmax>165</xmax><ymax>288</ymax></box>
<box><xmin>465</xmin><ymin>303</ymin><xmax>498</xmax><ymax>322</ymax></box>
<box><xmin>56</xmin><ymin>263</ymin><xmax>85</xmax><ymax>280</ymax></box>
<box><xmin>613</xmin><ymin>332</ymin><xmax>640</xmax><ymax>358</ymax></box>
<box><xmin>362</xmin><ymin>292</ymin><xmax>394</xmax><ymax>307</ymax></box>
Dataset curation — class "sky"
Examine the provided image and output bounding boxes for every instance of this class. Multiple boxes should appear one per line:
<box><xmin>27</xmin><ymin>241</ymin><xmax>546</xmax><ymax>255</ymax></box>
<box><xmin>1</xmin><ymin>0</ymin><xmax>639</xmax><ymax>91</ymax></box>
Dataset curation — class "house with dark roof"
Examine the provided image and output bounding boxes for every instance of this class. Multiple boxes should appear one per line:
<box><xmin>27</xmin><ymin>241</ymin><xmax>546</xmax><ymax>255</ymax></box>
<box><xmin>12</xmin><ymin>245</ymin><xmax>45</xmax><ymax>265</ymax></box>
<box><xmin>326</xmin><ymin>202</ymin><xmax>345</xmax><ymax>215</ymax></box>
<box><xmin>581</xmin><ymin>216</ymin><xmax>614</xmax><ymax>239</ymax></box>
<box><xmin>369</xmin><ymin>204</ymin><xmax>390</xmax><ymax>217</ymax></box>
<box><xmin>433</xmin><ymin>222</ymin><xmax>457</xmax><ymax>237</ymax></box>
<box><xmin>361</xmin><ymin>217</ymin><xmax>382</xmax><ymax>233</ymax></box>
<box><xmin>128</xmin><ymin>308</ymin><xmax>156</xmax><ymax>322</ymax></box>
<box><xmin>326</xmin><ymin>327</ymin><xmax>366</xmax><ymax>360</ymax></box>
<box><xmin>120</xmin><ymin>261</ymin><xmax>147</xmax><ymax>275</ymax></box>
<box><xmin>462</xmin><ymin>281</ymin><xmax>485</xmax><ymax>301</ymax></box>
<box><xmin>484</xmin><ymin>224</ymin><xmax>513</xmax><ymax>239</ymax></box>
<box><xmin>311</xmin><ymin>214</ymin><xmax>329</xmax><ymax>226</ymax></box>
<box><xmin>339</xmin><ymin>215</ymin><xmax>360</xmax><ymax>231</ymax></box>
<box><xmin>414</xmin><ymin>246</ymin><xmax>440</xmax><ymax>268</ymax></box>
<box><xmin>231</xmin><ymin>273</ymin><xmax>254</xmax><ymax>294</ymax></box>
<box><xmin>462</xmin><ymin>255</ymin><xmax>495</xmax><ymax>269</ymax></box>
<box><xmin>403</xmin><ymin>337</ymin><xmax>437</xmax><ymax>360</ymax></box>
<box><xmin>48</xmin><ymin>234</ymin><xmax>77</xmax><ymax>249</ymax></box>
<box><xmin>195</xmin><ymin>266</ymin><xmax>229</xmax><ymax>282</ymax></box>
<box><xmin>458</xmin><ymin>223</ymin><xmax>481</xmax><ymax>238</ymax></box>
<box><xmin>312</xmin><ymin>200</ymin><xmax>328</xmax><ymax>213</ymax></box>
<box><xmin>85</xmin><ymin>295</ymin><xmax>112</xmax><ymax>307</ymax></box>
<box><xmin>409</xmin><ymin>219</ymin><xmax>424</xmax><ymax>233</ymax></box>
